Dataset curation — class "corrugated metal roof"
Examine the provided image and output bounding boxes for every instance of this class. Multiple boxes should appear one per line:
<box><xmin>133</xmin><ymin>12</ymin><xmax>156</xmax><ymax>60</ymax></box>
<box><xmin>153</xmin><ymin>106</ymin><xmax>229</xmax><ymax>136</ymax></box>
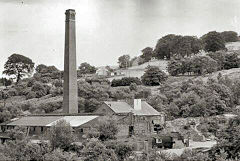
<box><xmin>6</xmin><ymin>115</ymin><xmax>99</xmax><ymax>127</ymax></box>
<box><xmin>104</xmin><ymin>101</ymin><xmax>133</xmax><ymax>113</ymax></box>
<box><xmin>104</xmin><ymin>101</ymin><xmax>160</xmax><ymax>116</ymax></box>
<box><xmin>46</xmin><ymin>116</ymin><xmax>99</xmax><ymax>127</ymax></box>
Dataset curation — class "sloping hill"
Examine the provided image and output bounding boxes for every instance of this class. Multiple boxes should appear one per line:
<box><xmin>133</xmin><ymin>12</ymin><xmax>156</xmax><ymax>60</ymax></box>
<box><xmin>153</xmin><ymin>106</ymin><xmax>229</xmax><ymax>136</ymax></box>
<box><xmin>108</xmin><ymin>60</ymin><xmax>168</xmax><ymax>81</ymax></box>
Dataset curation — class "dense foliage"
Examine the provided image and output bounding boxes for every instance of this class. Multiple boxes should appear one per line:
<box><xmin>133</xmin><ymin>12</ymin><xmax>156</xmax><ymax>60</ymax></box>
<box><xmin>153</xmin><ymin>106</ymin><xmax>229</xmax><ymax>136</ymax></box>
<box><xmin>168</xmin><ymin>51</ymin><xmax>240</xmax><ymax>76</ymax></box>
<box><xmin>167</xmin><ymin>55</ymin><xmax>218</xmax><ymax>76</ymax></box>
<box><xmin>78</xmin><ymin>62</ymin><xmax>97</xmax><ymax>75</ymax></box>
<box><xmin>118</xmin><ymin>55</ymin><xmax>131</xmax><ymax>68</ymax></box>
<box><xmin>202</xmin><ymin>31</ymin><xmax>226</xmax><ymax>52</ymax></box>
<box><xmin>141</xmin><ymin>66</ymin><xmax>168</xmax><ymax>86</ymax></box>
<box><xmin>140</xmin><ymin>47</ymin><xmax>154</xmax><ymax>63</ymax></box>
<box><xmin>221</xmin><ymin>31</ymin><xmax>239</xmax><ymax>43</ymax></box>
<box><xmin>154</xmin><ymin>34</ymin><xmax>202</xmax><ymax>59</ymax></box>
<box><xmin>111</xmin><ymin>77</ymin><xmax>142</xmax><ymax>87</ymax></box>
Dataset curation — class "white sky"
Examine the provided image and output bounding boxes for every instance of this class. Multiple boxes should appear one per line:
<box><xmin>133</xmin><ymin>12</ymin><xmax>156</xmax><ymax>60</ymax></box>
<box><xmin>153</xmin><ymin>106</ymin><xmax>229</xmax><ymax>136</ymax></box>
<box><xmin>0</xmin><ymin>0</ymin><xmax>240</xmax><ymax>75</ymax></box>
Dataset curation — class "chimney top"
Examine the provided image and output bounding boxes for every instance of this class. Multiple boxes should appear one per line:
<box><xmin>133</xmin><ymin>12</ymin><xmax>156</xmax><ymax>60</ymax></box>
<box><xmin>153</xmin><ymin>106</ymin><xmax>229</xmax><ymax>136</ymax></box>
<box><xmin>134</xmin><ymin>99</ymin><xmax>142</xmax><ymax>111</ymax></box>
<box><xmin>66</xmin><ymin>9</ymin><xmax>75</xmax><ymax>13</ymax></box>
<box><xmin>65</xmin><ymin>9</ymin><xmax>76</xmax><ymax>20</ymax></box>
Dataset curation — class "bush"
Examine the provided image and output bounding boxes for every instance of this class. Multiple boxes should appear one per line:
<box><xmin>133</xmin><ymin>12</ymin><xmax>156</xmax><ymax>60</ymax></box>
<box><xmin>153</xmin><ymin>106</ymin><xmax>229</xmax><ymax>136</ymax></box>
<box><xmin>48</xmin><ymin>120</ymin><xmax>76</xmax><ymax>150</ymax></box>
<box><xmin>50</xmin><ymin>87</ymin><xmax>63</xmax><ymax>96</ymax></box>
<box><xmin>40</xmin><ymin>100</ymin><xmax>62</xmax><ymax>113</ymax></box>
<box><xmin>98</xmin><ymin>118</ymin><xmax>119</xmax><ymax>141</ymax></box>
<box><xmin>221</xmin><ymin>31</ymin><xmax>239</xmax><ymax>42</ymax></box>
<box><xmin>6</xmin><ymin>88</ymin><xmax>18</xmax><ymax>97</ymax></box>
<box><xmin>27</xmin><ymin>79</ymin><xmax>35</xmax><ymax>87</ymax></box>
<box><xmin>129</xmin><ymin>83</ymin><xmax>137</xmax><ymax>91</ymax></box>
<box><xmin>26</xmin><ymin>91</ymin><xmax>37</xmax><ymax>100</ymax></box>
<box><xmin>31</xmin><ymin>82</ymin><xmax>48</xmax><ymax>98</ymax></box>
<box><xmin>111</xmin><ymin>77</ymin><xmax>141</xmax><ymax>87</ymax></box>
<box><xmin>53</xmin><ymin>80</ymin><xmax>63</xmax><ymax>87</ymax></box>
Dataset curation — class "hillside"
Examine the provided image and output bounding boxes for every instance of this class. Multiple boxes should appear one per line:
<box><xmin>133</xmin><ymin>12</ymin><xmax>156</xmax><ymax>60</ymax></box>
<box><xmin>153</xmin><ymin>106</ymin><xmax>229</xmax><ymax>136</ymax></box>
<box><xmin>107</xmin><ymin>60</ymin><xmax>168</xmax><ymax>81</ymax></box>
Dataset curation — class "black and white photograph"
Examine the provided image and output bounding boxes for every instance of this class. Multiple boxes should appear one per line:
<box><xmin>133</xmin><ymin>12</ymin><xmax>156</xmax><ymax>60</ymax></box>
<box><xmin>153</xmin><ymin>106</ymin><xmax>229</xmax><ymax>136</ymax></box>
<box><xmin>0</xmin><ymin>0</ymin><xmax>240</xmax><ymax>160</ymax></box>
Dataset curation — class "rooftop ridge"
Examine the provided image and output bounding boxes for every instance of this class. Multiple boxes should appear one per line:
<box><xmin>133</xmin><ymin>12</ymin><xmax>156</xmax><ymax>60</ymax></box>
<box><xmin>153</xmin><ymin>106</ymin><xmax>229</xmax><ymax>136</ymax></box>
<box><xmin>20</xmin><ymin>113</ymin><xmax>103</xmax><ymax>117</ymax></box>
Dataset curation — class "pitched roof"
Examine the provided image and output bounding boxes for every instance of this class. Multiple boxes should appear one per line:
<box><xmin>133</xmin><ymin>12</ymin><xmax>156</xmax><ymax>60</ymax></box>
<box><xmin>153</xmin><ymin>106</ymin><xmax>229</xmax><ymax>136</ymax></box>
<box><xmin>133</xmin><ymin>101</ymin><xmax>160</xmax><ymax>116</ymax></box>
<box><xmin>46</xmin><ymin>116</ymin><xmax>98</xmax><ymax>127</ymax></box>
<box><xmin>104</xmin><ymin>101</ymin><xmax>133</xmax><ymax>113</ymax></box>
<box><xmin>104</xmin><ymin>101</ymin><xmax>161</xmax><ymax>116</ymax></box>
<box><xmin>6</xmin><ymin>115</ymin><xmax>99</xmax><ymax>127</ymax></box>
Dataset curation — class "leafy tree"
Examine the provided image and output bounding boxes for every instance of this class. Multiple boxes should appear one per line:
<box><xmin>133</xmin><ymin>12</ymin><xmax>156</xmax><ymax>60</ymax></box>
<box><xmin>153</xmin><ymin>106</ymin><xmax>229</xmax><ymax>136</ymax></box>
<box><xmin>105</xmin><ymin>140</ymin><xmax>133</xmax><ymax>161</ymax></box>
<box><xmin>154</xmin><ymin>34</ymin><xmax>176</xmax><ymax>59</ymax></box>
<box><xmin>0</xmin><ymin>78</ymin><xmax>12</xmax><ymax>87</ymax></box>
<box><xmin>118</xmin><ymin>55</ymin><xmax>130</xmax><ymax>68</ymax></box>
<box><xmin>48</xmin><ymin>120</ymin><xmax>76</xmax><ymax>150</ymax></box>
<box><xmin>207</xmin><ymin>51</ymin><xmax>226</xmax><ymax>70</ymax></box>
<box><xmin>82</xmin><ymin>139</ymin><xmax>118</xmax><ymax>161</ymax></box>
<box><xmin>98</xmin><ymin>118</ymin><xmax>119</xmax><ymax>141</ymax></box>
<box><xmin>189</xmin><ymin>56</ymin><xmax>218</xmax><ymax>75</ymax></box>
<box><xmin>6</xmin><ymin>126</ymin><xmax>27</xmax><ymax>141</ymax></box>
<box><xmin>31</xmin><ymin>81</ymin><xmax>49</xmax><ymax>98</ymax></box>
<box><xmin>36</xmin><ymin>64</ymin><xmax>59</xmax><ymax>74</ymax></box>
<box><xmin>78</xmin><ymin>62</ymin><xmax>97</xmax><ymax>75</ymax></box>
<box><xmin>210</xmin><ymin>116</ymin><xmax>240</xmax><ymax>159</ymax></box>
<box><xmin>43</xmin><ymin>148</ymin><xmax>77</xmax><ymax>161</ymax></box>
<box><xmin>154</xmin><ymin>34</ymin><xmax>202</xmax><ymax>59</ymax></box>
<box><xmin>3</xmin><ymin>54</ymin><xmax>34</xmax><ymax>83</ymax></box>
<box><xmin>167</xmin><ymin>58</ymin><xmax>184</xmax><ymax>76</ymax></box>
<box><xmin>224</xmin><ymin>52</ymin><xmax>240</xmax><ymax>69</ymax></box>
<box><xmin>141</xmin><ymin>66</ymin><xmax>168</xmax><ymax>86</ymax></box>
<box><xmin>221</xmin><ymin>31</ymin><xmax>239</xmax><ymax>42</ymax></box>
<box><xmin>202</xmin><ymin>31</ymin><xmax>226</xmax><ymax>52</ymax></box>
<box><xmin>35</xmin><ymin>64</ymin><xmax>47</xmax><ymax>73</ymax></box>
<box><xmin>140</xmin><ymin>47</ymin><xmax>153</xmax><ymax>63</ymax></box>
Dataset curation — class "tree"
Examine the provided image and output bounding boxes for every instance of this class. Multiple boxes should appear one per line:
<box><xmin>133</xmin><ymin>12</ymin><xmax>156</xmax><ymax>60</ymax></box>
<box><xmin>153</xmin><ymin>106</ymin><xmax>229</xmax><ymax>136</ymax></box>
<box><xmin>209</xmin><ymin>116</ymin><xmax>240</xmax><ymax>159</ymax></box>
<box><xmin>78</xmin><ymin>62</ymin><xmax>97</xmax><ymax>75</ymax></box>
<box><xmin>141</xmin><ymin>66</ymin><xmax>168</xmax><ymax>86</ymax></box>
<box><xmin>48</xmin><ymin>120</ymin><xmax>76</xmax><ymax>150</ymax></box>
<box><xmin>154</xmin><ymin>35</ymin><xmax>202</xmax><ymax>59</ymax></box>
<box><xmin>0</xmin><ymin>78</ymin><xmax>12</xmax><ymax>87</ymax></box>
<box><xmin>221</xmin><ymin>31</ymin><xmax>239</xmax><ymax>42</ymax></box>
<box><xmin>118</xmin><ymin>55</ymin><xmax>130</xmax><ymax>68</ymax></box>
<box><xmin>202</xmin><ymin>31</ymin><xmax>226</xmax><ymax>52</ymax></box>
<box><xmin>140</xmin><ymin>47</ymin><xmax>153</xmax><ymax>63</ymax></box>
<box><xmin>224</xmin><ymin>52</ymin><xmax>240</xmax><ymax>69</ymax></box>
<box><xmin>3</xmin><ymin>54</ymin><xmax>34</xmax><ymax>83</ymax></box>
<box><xmin>98</xmin><ymin>118</ymin><xmax>119</xmax><ymax>141</ymax></box>
<box><xmin>35</xmin><ymin>64</ymin><xmax>48</xmax><ymax>73</ymax></box>
<box><xmin>82</xmin><ymin>139</ymin><xmax>118</xmax><ymax>161</ymax></box>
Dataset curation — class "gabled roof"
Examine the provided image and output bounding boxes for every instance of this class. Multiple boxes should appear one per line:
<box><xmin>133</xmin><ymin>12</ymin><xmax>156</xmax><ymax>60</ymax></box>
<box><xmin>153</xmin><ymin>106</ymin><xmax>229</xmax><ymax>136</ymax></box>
<box><xmin>104</xmin><ymin>101</ymin><xmax>133</xmax><ymax>113</ymax></box>
<box><xmin>133</xmin><ymin>101</ymin><xmax>160</xmax><ymax>116</ymax></box>
<box><xmin>6</xmin><ymin>115</ymin><xmax>99</xmax><ymax>127</ymax></box>
<box><xmin>104</xmin><ymin>101</ymin><xmax>161</xmax><ymax>116</ymax></box>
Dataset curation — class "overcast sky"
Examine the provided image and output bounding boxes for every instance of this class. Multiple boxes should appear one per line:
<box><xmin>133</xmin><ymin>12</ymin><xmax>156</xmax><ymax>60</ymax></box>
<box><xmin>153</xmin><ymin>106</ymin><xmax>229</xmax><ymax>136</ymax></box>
<box><xmin>1</xmin><ymin>0</ymin><xmax>240</xmax><ymax>74</ymax></box>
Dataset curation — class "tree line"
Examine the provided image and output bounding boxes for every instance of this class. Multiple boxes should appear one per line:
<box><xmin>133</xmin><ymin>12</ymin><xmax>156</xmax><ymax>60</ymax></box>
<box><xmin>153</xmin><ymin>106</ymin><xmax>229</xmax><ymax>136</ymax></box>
<box><xmin>117</xmin><ymin>30</ymin><xmax>239</xmax><ymax>68</ymax></box>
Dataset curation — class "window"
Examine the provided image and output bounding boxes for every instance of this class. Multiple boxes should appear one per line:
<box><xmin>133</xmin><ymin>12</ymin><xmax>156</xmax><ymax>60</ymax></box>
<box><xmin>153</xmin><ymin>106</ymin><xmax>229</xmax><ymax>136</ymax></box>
<box><xmin>80</xmin><ymin>129</ymin><xmax>84</xmax><ymax>133</ymax></box>
<box><xmin>41</xmin><ymin>127</ymin><xmax>44</xmax><ymax>132</ymax></box>
<box><xmin>33</xmin><ymin>127</ymin><xmax>36</xmax><ymax>131</ymax></box>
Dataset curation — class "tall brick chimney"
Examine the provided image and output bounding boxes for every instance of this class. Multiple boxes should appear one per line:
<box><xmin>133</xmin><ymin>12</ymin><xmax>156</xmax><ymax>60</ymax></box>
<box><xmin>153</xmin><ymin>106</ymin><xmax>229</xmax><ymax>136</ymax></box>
<box><xmin>63</xmin><ymin>9</ymin><xmax>78</xmax><ymax>114</ymax></box>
